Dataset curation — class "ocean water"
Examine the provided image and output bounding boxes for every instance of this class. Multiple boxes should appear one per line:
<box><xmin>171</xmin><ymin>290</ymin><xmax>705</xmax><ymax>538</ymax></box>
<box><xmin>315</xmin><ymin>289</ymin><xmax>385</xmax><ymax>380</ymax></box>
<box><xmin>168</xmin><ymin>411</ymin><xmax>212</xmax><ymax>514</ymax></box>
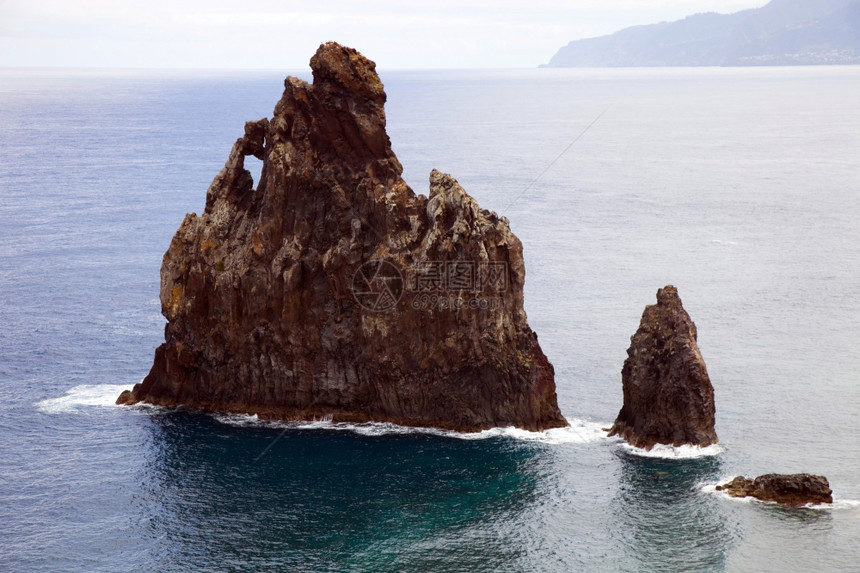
<box><xmin>1</xmin><ymin>65</ymin><xmax>859</xmax><ymax>572</ymax></box>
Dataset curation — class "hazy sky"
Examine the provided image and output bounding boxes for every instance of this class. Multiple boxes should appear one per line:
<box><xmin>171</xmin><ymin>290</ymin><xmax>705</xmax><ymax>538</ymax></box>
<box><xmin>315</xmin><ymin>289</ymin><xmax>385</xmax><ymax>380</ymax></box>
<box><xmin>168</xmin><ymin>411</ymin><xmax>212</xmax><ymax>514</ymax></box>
<box><xmin>1</xmin><ymin>0</ymin><xmax>769</xmax><ymax>69</ymax></box>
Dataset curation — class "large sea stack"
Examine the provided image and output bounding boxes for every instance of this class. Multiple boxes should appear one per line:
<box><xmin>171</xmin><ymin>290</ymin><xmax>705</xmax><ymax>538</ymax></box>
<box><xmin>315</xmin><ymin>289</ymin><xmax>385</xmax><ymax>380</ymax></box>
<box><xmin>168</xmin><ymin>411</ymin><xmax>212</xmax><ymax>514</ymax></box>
<box><xmin>608</xmin><ymin>285</ymin><xmax>717</xmax><ymax>449</ymax></box>
<box><xmin>117</xmin><ymin>42</ymin><xmax>567</xmax><ymax>432</ymax></box>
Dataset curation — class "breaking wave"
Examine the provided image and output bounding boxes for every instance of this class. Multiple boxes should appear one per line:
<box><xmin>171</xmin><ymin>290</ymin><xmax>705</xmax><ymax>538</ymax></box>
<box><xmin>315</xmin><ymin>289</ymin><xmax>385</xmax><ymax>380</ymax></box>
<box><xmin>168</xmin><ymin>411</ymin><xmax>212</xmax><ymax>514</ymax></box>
<box><xmin>618</xmin><ymin>441</ymin><xmax>725</xmax><ymax>459</ymax></box>
<box><xmin>213</xmin><ymin>413</ymin><xmax>611</xmax><ymax>445</ymax></box>
<box><xmin>36</xmin><ymin>384</ymin><xmax>134</xmax><ymax>414</ymax></box>
<box><xmin>37</xmin><ymin>385</ymin><xmax>611</xmax><ymax>446</ymax></box>
<box><xmin>37</xmin><ymin>389</ymin><xmax>728</xmax><ymax>458</ymax></box>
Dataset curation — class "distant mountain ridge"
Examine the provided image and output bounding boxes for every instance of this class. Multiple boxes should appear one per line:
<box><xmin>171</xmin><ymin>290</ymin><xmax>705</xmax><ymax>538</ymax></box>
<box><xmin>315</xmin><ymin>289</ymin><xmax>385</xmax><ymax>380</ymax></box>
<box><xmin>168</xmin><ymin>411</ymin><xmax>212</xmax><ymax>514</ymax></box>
<box><xmin>545</xmin><ymin>0</ymin><xmax>860</xmax><ymax>66</ymax></box>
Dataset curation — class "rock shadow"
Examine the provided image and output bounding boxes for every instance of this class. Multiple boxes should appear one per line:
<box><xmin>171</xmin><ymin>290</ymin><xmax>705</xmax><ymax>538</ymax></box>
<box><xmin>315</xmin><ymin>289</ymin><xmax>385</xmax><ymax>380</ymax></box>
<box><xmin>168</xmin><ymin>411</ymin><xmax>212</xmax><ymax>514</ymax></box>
<box><xmin>610</xmin><ymin>452</ymin><xmax>732</xmax><ymax>572</ymax></box>
<box><xmin>133</xmin><ymin>411</ymin><xmax>551</xmax><ymax>572</ymax></box>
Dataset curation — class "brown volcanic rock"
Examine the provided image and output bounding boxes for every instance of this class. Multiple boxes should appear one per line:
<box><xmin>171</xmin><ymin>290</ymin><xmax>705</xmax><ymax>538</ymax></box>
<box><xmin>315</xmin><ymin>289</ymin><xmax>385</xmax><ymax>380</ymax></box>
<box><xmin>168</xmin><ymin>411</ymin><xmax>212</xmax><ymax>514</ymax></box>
<box><xmin>608</xmin><ymin>285</ymin><xmax>717</xmax><ymax>449</ymax></box>
<box><xmin>716</xmin><ymin>474</ymin><xmax>833</xmax><ymax>506</ymax></box>
<box><xmin>116</xmin><ymin>42</ymin><xmax>567</xmax><ymax>432</ymax></box>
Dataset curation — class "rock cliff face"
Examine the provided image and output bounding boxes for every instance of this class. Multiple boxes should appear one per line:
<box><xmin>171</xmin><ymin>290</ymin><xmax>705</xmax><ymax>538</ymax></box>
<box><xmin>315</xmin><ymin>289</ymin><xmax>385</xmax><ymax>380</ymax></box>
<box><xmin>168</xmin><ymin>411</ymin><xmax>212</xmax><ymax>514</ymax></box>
<box><xmin>608</xmin><ymin>285</ymin><xmax>717</xmax><ymax>449</ymax></box>
<box><xmin>716</xmin><ymin>474</ymin><xmax>833</xmax><ymax>506</ymax></box>
<box><xmin>117</xmin><ymin>42</ymin><xmax>567</xmax><ymax>432</ymax></box>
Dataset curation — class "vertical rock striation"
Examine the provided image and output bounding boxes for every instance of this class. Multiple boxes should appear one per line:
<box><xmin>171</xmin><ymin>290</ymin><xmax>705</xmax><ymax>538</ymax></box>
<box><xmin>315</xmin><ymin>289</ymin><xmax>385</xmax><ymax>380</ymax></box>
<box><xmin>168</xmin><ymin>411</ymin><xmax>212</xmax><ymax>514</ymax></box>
<box><xmin>117</xmin><ymin>42</ymin><xmax>567</xmax><ymax>432</ymax></box>
<box><xmin>608</xmin><ymin>285</ymin><xmax>717</xmax><ymax>449</ymax></box>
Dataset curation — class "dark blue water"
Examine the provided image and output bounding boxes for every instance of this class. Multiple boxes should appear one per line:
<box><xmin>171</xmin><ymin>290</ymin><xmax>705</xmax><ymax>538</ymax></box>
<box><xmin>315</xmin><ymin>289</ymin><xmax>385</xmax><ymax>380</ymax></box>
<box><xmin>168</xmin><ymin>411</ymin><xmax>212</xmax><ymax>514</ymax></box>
<box><xmin>2</xmin><ymin>66</ymin><xmax>859</xmax><ymax>572</ymax></box>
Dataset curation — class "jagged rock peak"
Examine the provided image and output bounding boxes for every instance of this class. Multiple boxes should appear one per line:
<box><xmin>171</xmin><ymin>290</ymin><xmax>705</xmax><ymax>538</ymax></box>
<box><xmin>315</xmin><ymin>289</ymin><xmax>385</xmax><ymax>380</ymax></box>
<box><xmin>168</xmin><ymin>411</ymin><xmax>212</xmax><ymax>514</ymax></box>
<box><xmin>310</xmin><ymin>42</ymin><xmax>386</xmax><ymax>101</ymax></box>
<box><xmin>608</xmin><ymin>285</ymin><xmax>718</xmax><ymax>449</ymax></box>
<box><xmin>117</xmin><ymin>42</ymin><xmax>567</xmax><ymax>433</ymax></box>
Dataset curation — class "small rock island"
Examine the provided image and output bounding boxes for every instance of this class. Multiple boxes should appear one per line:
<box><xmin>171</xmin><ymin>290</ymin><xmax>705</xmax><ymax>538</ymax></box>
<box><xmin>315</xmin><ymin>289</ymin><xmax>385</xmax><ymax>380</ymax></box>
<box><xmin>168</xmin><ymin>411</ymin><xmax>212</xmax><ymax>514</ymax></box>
<box><xmin>716</xmin><ymin>474</ymin><xmax>833</xmax><ymax>506</ymax></box>
<box><xmin>117</xmin><ymin>42</ymin><xmax>567</xmax><ymax>433</ymax></box>
<box><xmin>608</xmin><ymin>285</ymin><xmax>718</xmax><ymax>449</ymax></box>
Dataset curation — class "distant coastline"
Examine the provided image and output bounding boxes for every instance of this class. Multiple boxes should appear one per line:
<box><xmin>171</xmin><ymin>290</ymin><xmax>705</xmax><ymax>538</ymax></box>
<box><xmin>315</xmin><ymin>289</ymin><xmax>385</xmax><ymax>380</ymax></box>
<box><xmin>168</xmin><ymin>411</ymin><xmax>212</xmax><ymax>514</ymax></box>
<box><xmin>545</xmin><ymin>0</ymin><xmax>860</xmax><ymax>67</ymax></box>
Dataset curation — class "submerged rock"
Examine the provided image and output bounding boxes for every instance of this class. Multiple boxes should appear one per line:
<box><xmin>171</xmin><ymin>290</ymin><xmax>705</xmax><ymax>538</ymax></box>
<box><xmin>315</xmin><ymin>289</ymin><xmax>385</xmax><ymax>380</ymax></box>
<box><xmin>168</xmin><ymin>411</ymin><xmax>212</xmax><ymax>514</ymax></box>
<box><xmin>608</xmin><ymin>285</ymin><xmax>717</xmax><ymax>449</ymax></box>
<box><xmin>716</xmin><ymin>474</ymin><xmax>833</xmax><ymax>506</ymax></box>
<box><xmin>117</xmin><ymin>42</ymin><xmax>567</xmax><ymax>432</ymax></box>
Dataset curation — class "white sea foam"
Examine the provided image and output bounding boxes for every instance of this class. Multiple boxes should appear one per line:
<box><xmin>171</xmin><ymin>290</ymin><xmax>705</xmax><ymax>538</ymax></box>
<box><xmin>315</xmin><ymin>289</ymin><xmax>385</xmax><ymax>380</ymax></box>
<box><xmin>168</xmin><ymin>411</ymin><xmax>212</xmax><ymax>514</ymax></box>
<box><xmin>455</xmin><ymin>419</ymin><xmax>610</xmax><ymax>444</ymax></box>
<box><xmin>36</xmin><ymin>384</ymin><xmax>134</xmax><ymax>414</ymax></box>
<box><xmin>832</xmin><ymin>499</ymin><xmax>860</xmax><ymax>511</ymax></box>
<box><xmin>701</xmin><ymin>476</ymin><xmax>750</xmax><ymax>502</ymax></box>
<box><xmin>801</xmin><ymin>498</ymin><xmax>860</xmax><ymax>511</ymax></box>
<box><xmin>619</xmin><ymin>441</ymin><xmax>724</xmax><ymax>459</ymax></box>
<box><xmin>701</xmin><ymin>474</ymin><xmax>735</xmax><ymax>490</ymax></box>
<box><xmin>212</xmin><ymin>413</ymin><xmax>611</xmax><ymax>445</ymax></box>
<box><xmin>212</xmin><ymin>413</ymin><xmax>264</xmax><ymax>427</ymax></box>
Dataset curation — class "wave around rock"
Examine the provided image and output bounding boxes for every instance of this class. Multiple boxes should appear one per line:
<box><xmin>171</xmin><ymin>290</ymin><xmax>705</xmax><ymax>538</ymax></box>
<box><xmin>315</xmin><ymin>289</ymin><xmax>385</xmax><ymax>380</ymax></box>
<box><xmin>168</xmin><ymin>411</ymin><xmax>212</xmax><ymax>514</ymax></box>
<box><xmin>608</xmin><ymin>285</ymin><xmax>718</xmax><ymax>449</ymax></box>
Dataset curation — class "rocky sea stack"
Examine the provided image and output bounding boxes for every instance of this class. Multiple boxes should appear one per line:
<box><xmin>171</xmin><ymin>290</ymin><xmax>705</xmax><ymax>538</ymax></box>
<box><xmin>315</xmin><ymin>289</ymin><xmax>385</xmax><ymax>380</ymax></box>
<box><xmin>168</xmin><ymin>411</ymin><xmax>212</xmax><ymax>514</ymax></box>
<box><xmin>117</xmin><ymin>42</ymin><xmax>567</xmax><ymax>432</ymax></box>
<box><xmin>716</xmin><ymin>474</ymin><xmax>833</xmax><ymax>506</ymax></box>
<box><xmin>608</xmin><ymin>285</ymin><xmax>717</xmax><ymax>449</ymax></box>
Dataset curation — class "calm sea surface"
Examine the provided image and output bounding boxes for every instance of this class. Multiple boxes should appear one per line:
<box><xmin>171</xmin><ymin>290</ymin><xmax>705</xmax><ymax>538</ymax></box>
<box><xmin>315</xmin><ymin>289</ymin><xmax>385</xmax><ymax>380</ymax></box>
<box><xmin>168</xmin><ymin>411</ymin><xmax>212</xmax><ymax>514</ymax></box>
<box><xmin>1</xmin><ymin>65</ymin><xmax>859</xmax><ymax>572</ymax></box>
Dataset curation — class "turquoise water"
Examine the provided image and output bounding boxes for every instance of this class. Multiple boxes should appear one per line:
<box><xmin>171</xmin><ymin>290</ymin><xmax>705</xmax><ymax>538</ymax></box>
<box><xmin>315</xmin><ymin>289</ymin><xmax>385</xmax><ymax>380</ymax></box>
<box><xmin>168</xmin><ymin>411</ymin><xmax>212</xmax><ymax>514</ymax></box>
<box><xmin>2</xmin><ymin>66</ymin><xmax>860</xmax><ymax>572</ymax></box>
